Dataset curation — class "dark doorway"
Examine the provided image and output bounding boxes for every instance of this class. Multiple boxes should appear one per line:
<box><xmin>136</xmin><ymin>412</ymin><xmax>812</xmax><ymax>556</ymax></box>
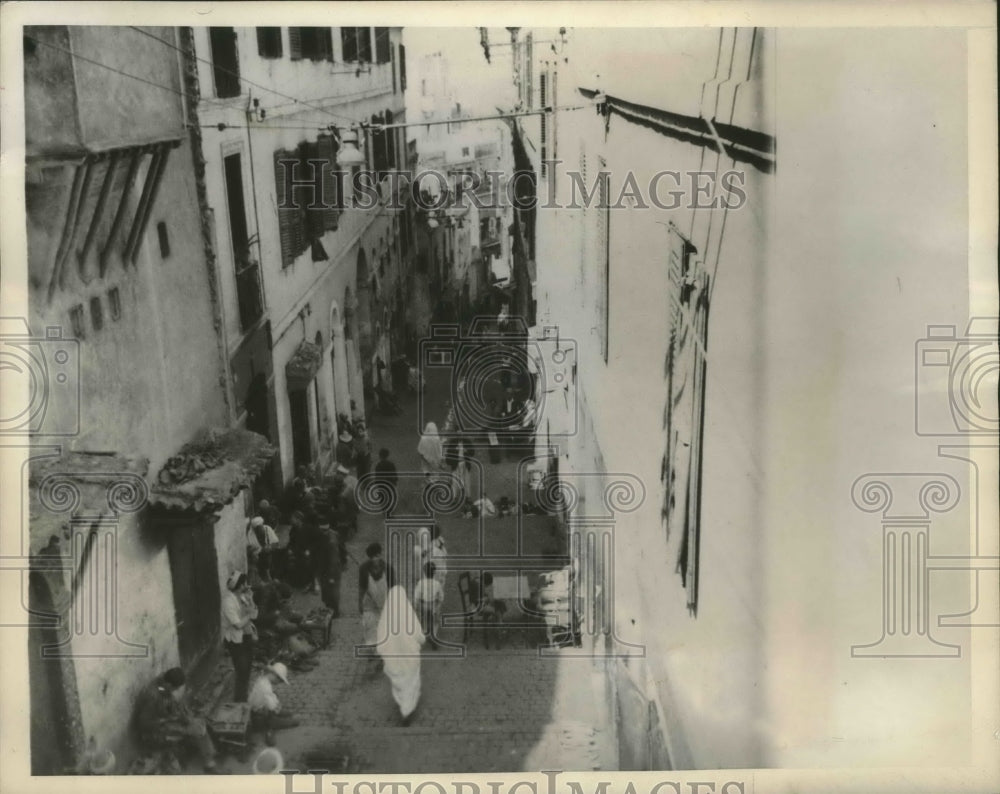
<box><xmin>28</xmin><ymin>572</ymin><xmax>75</xmax><ymax>775</ymax></box>
<box><xmin>246</xmin><ymin>373</ymin><xmax>271</xmax><ymax>440</ymax></box>
<box><xmin>289</xmin><ymin>388</ymin><xmax>312</xmax><ymax>472</ymax></box>
<box><xmin>247</xmin><ymin>373</ymin><xmax>278</xmax><ymax>503</ymax></box>
<box><xmin>166</xmin><ymin>521</ymin><xmax>221</xmax><ymax>670</ymax></box>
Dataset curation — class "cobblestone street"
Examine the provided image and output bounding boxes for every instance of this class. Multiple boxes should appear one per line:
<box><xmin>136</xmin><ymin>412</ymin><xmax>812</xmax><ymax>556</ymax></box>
<box><xmin>213</xmin><ymin>370</ymin><xmax>617</xmax><ymax>775</ymax></box>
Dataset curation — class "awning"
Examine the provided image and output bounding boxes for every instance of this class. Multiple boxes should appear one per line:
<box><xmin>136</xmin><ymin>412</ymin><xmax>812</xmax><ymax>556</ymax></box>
<box><xmin>149</xmin><ymin>427</ymin><xmax>275</xmax><ymax>514</ymax></box>
<box><xmin>285</xmin><ymin>340</ymin><xmax>323</xmax><ymax>390</ymax></box>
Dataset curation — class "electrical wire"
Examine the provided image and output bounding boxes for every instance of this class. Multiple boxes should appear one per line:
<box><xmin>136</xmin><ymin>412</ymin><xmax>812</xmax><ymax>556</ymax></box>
<box><xmin>699</xmin><ymin>28</ymin><xmax>738</xmax><ymax>276</ymax></box>
<box><xmin>128</xmin><ymin>26</ymin><xmax>371</xmax><ymax>125</ymax></box>
<box><xmin>26</xmin><ymin>34</ymin><xmax>195</xmax><ymax>103</ymax></box>
<box><xmin>193</xmin><ymin>102</ymin><xmax>591</xmax><ymax>133</ymax></box>
<box><xmin>26</xmin><ymin>30</ymin><xmax>384</xmax><ymax>132</ymax></box>
<box><xmin>709</xmin><ymin>27</ymin><xmax>758</xmax><ymax>306</ymax></box>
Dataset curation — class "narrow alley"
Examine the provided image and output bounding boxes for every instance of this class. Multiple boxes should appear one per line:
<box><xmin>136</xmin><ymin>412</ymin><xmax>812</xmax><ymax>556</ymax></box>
<box><xmin>204</xmin><ymin>363</ymin><xmax>617</xmax><ymax>774</ymax></box>
<box><xmin>11</xmin><ymin>16</ymin><xmax>994</xmax><ymax>792</ymax></box>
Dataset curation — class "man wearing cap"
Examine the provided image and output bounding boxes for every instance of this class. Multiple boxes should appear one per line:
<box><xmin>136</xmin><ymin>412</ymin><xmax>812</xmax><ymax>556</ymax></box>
<box><xmin>222</xmin><ymin>572</ymin><xmax>258</xmax><ymax>701</ymax></box>
<box><xmin>248</xmin><ymin>662</ymin><xmax>300</xmax><ymax>744</ymax></box>
<box><xmin>247</xmin><ymin>516</ymin><xmax>279</xmax><ymax>582</ymax></box>
<box><xmin>134</xmin><ymin>667</ymin><xmax>218</xmax><ymax>773</ymax></box>
<box><xmin>331</xmin><ymin>466</ymin><xmax>359</xmax><ymax>539</ymax></box>
<box><xmin>336</xmin><ymin>430</ymin><xmax>355</xmax><ymax>470</ymax></box>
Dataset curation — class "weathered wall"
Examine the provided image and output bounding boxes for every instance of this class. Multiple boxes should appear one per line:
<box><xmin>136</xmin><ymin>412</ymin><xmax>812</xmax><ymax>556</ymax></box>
<box><xmin>535</xmin><ymin>26</ymin><xmax>975</xmax><ymax>771</ymax></box>
<box><xmin>192</xmin><ymin>27</ymin><xmax>408</xmax><ymax>482</ymax></box>
<box><xmin>68</xmin><ymin>513</ymin><xmax>179</xmax><ymax>767</ymax></box>
<box><xmin>26</xmin><ymin>139</ymin><xmax>229</xmax><ymax>477</ymax></box>
<box><xmin>213</xmin><ymin>497</ymin><xmax>250</xmax><ymax>598</ymax></box>
<box><xmin>24</xmin><ymin>26</ymin><xmax>186</xmax><ymax>157</ymax></box>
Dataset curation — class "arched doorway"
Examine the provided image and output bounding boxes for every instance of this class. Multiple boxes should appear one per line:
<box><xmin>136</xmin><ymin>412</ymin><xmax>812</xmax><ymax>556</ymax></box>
<box><xmin>343</xmin><ymin>285</ymin><xmax>364</xmax><ymax>418</ymax></box>
<box><xmin>356</xmin><ymin>248</ymin><xmax>375</xmax><ymax>414</ymax></box>
<box><xmin>245</xmin><ymin>372</ymin><xmax>279</xmax><ymax>501</ymax></box>
<box><xmin>328</xmin><ymin>300</ymin><xmax>351</xmax><ymax>428</ymax></box>
<box><xmin>29</xmin><ymin>571</ymin><xmax>76</xmax><ymax>774</ymax></box>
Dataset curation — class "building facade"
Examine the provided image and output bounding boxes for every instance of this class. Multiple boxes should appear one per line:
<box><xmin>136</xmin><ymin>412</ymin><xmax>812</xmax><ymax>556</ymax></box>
<box><xmin>23</xmin><ymin>25</ymin><xmax>271</xmax><ymax>773</ymax></box>
<box><xmin>507</xmin><ymin>25</ymin><xmax>976</xmax><ymax>771</ymax></box>
<box><xmin>189</xmin><ymin>25</ymin><xmax>412</xmax><ymax>486</ymax></box>
<box><xmin>406</xmin><ymin>51</ymin><xmax>514</xmax><ymax>330</ymax></box>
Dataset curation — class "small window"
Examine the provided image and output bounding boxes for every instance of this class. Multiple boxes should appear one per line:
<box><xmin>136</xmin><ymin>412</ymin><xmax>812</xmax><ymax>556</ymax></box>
<box><xmin>90</xmin><ymin>297</ymin><xmax>104</xmax><ymax>331</ymax></box>
<box><xmin>108</xmin><ymin>288</ymin><xmax>121</xmax><ymax>321</ymax></box>
<box><xmin>462</xmin><ymin>147</ymin><xmax>470</xmax><ymax>157</ymax></box>
<box><xmin>209</xmin><ymin>28</ymin><xmax>241</xmax><ymax>99</ymax></box>
<box><xmin>289</xmin><ymin>27</ymin><xmax>332</xmax><ymax>62</ymax></box>
<box><xmin>157</xmin><ymin>221</ymin><xmax>170</xmax><ymax>258</ymax></box>
<box><xmin>70</xmin><ymin>305</ymin><xmax>86</xmax><ymax>338</ymax></box>
<box><xmin>341</xmin><ymin>27</ymin><xmax>372</xmax><ymax>63</ymax></box>
<box><xmin>257</xmin><ymin>27</ymin><xmax>282</xmax><ymax>58</ymax></box>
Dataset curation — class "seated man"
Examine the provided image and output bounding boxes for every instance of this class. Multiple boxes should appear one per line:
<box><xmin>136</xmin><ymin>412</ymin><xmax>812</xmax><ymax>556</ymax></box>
<box><xmin>134</xmin><ymin>667</ymin><xmax>217</xmax><ymax>773</ymax></box>
<box><xmin>248</xmin><ymin>663</ymin><xmax>300</xmax><ymax>744</ymax></box>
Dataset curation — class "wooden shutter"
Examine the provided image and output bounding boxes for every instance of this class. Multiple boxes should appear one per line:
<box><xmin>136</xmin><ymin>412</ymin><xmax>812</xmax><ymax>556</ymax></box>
<box><xmin>275</xmin><ymin>149</ymin><xmax>295</xmax><ymax>267</ymax></box>
<box><xmin>358</xmin><ymin>28</ymin><xmax>372</xmax><ymax>63</ymax></box>
<box><xmin>275</xmin><ymin>148</ymin><xmax>307</xmax><ymax>266</ymax></box>
<box><xmin>257</xmin><ymin>28</ymin><xmax>282</xmax><ymax>58</ymax></box>
<box><xmin>662</xmin><ymin>222</ymin><xmax>708</xmax><ymax>616</ymax></box>
<box><xmin>298</xmin><ymin>141</ymin><xmax>324</xmax><ymax>242</ymax></box>
<box><xmin>317</xmin><ymin>135</ymin><xmax>341</xmax><ymax>231</ymax></box>
<box><xmin>341</xmin><ymin>28</ymin><xmax>358</xmax><ymax>62</ymax></box>
<box><xmin>375</xmin><ymin>28</ymin><xmax>391</xmax><ymax>64</ymax></box>
<box><xmin>288</xmin><ymin>27</ymin><xmax>303</xmax><ymax>60</ymax></box>
<box><xmin>320</xmin><ymin>28</ymin><xmax>334</xmax><ymax>61</ymax></box>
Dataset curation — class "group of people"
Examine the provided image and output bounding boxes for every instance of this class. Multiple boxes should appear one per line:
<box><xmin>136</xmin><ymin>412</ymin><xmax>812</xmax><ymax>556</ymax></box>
<box><xmin>135</xmin><ymin>397</ymin><xmax>519</xmax><ymax>766</ymax></box>
<box><xmin>417</xmin><ymin>422</ymin><xmax>477</xmax><ymax>502</ymax></box>
<box><xmin>134</xmin><ymin>579</ymin><xmax>298</xmax><ymax>775</ymax></box>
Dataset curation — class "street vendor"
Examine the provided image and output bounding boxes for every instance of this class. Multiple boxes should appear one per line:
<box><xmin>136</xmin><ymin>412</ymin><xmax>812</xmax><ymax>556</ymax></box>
<box><xmin>248</xmin><ymin>662</ymin><xmax>300</xmax><ymax>744</ymax></box>
<box><xmin>222</xmin><ymin>572</ymin><xmax>258</xmax><ymax>701</ymax></box>
<box><xmin>134</xmin><ymin>667</ymin><xmax>218</xmax><ymax>773</ymax></box>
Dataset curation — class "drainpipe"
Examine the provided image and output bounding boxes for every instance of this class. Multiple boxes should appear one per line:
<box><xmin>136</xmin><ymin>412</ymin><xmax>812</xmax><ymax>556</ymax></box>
<box><xmin>179</xmin><ymin>26</ymin><xmax>234</xmax><ymax>423</ymax></box>
<box><xmin>244</xmin><ymin>94</ymin><xmax>266</xmax><ymax>313</ymax></box>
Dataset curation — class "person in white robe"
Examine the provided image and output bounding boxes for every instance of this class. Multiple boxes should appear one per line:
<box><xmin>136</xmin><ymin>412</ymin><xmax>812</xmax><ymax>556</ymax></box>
<box><xmin>377</xmin><ymin>585</ymin><xmax>426</xmax><ymax>725</ymax></box>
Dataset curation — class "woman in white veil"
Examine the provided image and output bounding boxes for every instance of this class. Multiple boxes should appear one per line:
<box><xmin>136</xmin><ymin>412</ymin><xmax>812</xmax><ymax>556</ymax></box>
<box><xmin>416</xmin><ymin>422</ymin><xmax>444</xmax><ymax>478</ymax></box>
<box><xmin>377</xmin><ymin>585</ymin><xmax>426</xmax><ymax>726</ymax></box>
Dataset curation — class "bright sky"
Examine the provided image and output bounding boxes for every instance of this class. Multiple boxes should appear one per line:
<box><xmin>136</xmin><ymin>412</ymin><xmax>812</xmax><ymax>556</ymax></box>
<box><xmin>403</xmin><ymin>27</ymin><xmax>517</xmax><ymax>117</ymax></box>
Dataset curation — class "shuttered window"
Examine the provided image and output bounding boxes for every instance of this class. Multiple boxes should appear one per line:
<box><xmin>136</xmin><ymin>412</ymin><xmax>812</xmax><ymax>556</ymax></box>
<box><xmin>540</xmin><ymin>72</ymin><xmax>548</xmax><ymax>177</ymax></box>
<box><xmin>257</xmin><ymin>28</ymin><xmax>282</xmax><ymax>59</ymax></box>
<box><xmin>399</xmin><ymin>44</ymin><xmax>407</xmax><ymax>90</ymax></box>
<box><xmin>288</xmin><ymin>27</ymin><xmax>302</xmax><ymax>60</ymax></box>
<box><xmin>289</xmin><ymin>27</ymin><xmax>332</xmax><ymax>61</ymax></box>
<box><xmin>275</xmin><ymin>140</ymin><xmax>341</xmax><ymax>268</ymax></box>
<box><xmin>341</xmin><ymin>28</ymin><xmax>372</xmax><ymax>62</ymax></box>
<box><xmin>275</xmin><ymin>148</ymin><xmax>307</xmax><ymax>267</ymax></box>
<box><xmin>209</xmin><ymin>28</ymin><xmax>241</xmax><ymax>98</ymax></box>
<box><xmin>375</xmin><ymin>28</ymin><xmax>391</xmax><ymax>64</ymax></box>
<box><xmin>661</xmin><ymin>223</ymin><xmax>709</xmax><ymax>616</ymax></box>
